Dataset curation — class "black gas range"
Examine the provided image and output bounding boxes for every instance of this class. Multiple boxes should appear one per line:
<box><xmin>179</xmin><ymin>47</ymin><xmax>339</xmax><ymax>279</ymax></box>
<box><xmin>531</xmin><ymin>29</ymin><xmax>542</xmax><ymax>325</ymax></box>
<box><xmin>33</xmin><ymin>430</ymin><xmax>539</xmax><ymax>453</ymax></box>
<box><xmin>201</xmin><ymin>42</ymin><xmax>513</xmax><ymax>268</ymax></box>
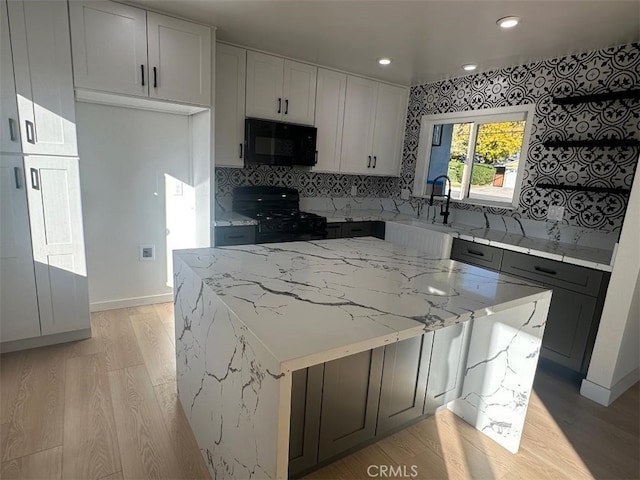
<box><xmin>232</xmin><ymin>186</ymin><xmax>327</xmax><ymax>243</ymax></box>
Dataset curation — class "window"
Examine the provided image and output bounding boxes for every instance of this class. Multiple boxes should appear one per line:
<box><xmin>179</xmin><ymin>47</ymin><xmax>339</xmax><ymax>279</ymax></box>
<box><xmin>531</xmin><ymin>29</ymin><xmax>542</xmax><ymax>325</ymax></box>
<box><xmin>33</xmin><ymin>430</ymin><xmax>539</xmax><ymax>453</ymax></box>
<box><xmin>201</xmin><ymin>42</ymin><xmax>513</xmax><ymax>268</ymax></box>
<box><xmin>413</xmin><ymin>105</ymin><xmax>535</xmax><ymax>208</ymax></box>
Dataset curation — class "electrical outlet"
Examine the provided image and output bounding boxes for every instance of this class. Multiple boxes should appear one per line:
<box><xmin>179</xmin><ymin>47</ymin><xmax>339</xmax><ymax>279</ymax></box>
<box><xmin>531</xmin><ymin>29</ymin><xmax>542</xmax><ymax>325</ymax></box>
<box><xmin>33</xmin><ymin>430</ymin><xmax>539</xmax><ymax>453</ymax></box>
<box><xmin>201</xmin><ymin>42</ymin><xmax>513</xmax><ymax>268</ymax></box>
<box><xmin>140</xmin><ymin>244</ymin><xmax>155</xmax><ymax>261</ymax></box>
<box><xmin>401</xmin><ymin>189</ymin><xmax>410</xmax><ymax>200</ymax></box>
<box><xmin>547</xmin><ymin>205</ymin><xmax>565</xmax><ymax>222</ymax></box>
<box><xmin>351</xmin><ymin>185</ymin><xmax>357</xmax><ymax>196</ymax></box>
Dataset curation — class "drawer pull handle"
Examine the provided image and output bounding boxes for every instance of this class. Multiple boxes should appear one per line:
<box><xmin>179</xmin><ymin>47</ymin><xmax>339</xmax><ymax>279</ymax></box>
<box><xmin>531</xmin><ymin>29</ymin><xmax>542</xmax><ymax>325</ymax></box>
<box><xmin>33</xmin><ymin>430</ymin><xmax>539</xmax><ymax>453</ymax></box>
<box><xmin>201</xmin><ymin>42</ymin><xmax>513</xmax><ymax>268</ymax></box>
<box><xmin>534</xmin><ymin>266</ymin><xmax>557</xmax><ymax>275</ymax></box>
<box><xmin>227</xmin><ymin>235</ymin><xmax>245</xmax><ymax>239</ymax></box>
<box><xmin>466</xmin><ymin>249</ymin><xmax>485</xmax><ymax>257</ymax></box>
<box><xmin>351</xmin><ymin>229</ymin><xmax>363</xmax><ymax>232</ymax></box>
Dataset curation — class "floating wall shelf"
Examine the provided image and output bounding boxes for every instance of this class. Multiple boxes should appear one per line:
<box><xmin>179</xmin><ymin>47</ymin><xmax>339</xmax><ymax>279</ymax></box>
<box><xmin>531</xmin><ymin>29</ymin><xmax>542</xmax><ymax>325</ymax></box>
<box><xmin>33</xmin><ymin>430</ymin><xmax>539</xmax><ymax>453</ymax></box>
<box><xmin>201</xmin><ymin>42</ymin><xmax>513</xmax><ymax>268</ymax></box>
<box><xmin>552</xmin><ymin>89</ymin><xmax>640</xmax><ymax>105</ymax></box>
<box><xmin>535</xmin><ymin>183</ymin><xmax>631</xmax><ymax>194</ymax></box>
<box><xmin>542</xmin><ymin>139</ymin><xmax>640</xmax><ymax>148</ymax></box>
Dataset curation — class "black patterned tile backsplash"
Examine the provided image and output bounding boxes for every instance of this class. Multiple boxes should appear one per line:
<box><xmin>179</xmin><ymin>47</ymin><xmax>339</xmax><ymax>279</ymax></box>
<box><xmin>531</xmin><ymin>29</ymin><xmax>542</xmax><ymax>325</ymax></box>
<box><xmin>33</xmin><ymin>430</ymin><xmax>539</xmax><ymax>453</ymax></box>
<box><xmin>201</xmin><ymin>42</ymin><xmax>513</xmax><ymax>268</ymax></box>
<box><xmin>215</xmin><ymin>42</ymin><xmax>639</xmax><ymax>231</ymax></box>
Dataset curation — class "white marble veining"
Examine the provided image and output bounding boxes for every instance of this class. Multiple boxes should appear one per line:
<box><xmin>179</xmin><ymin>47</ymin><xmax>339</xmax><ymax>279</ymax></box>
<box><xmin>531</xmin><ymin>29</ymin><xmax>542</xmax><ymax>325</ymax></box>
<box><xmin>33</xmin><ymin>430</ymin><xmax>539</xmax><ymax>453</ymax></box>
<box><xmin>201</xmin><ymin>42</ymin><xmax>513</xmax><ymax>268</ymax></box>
<box><xmin>175</xmin><ymin>238</ymin><xmax>551</xmax><ymax>478</ymax></box>
<box><xmin>176</xmin><ymin>238</ymin><xmax>550</xmax><ymax>372</ymax></box>
<box><xmin>175</xmin><ymin>255</ymin><xmax>287</xmax><ymax>479</ymax></box>
<box><xmin>449</xmin><ymin>297</ymin><xmax>550</xmax><ymax>453</ymax></box>
<box><xmin>214</xmin><ymin>210</ymin><xmax>258</xmax><ymax>227</ymax></box>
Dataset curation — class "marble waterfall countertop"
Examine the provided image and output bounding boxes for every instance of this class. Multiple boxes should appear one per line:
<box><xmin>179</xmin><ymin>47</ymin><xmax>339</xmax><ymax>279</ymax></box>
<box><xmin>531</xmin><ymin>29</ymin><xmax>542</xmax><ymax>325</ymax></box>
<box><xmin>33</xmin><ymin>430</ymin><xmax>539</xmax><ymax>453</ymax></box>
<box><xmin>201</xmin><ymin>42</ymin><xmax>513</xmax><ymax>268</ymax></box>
<box><xmin>175</xmin><ymin>237</ymin><xmax>550</xmax><ymax>371</ymax></box>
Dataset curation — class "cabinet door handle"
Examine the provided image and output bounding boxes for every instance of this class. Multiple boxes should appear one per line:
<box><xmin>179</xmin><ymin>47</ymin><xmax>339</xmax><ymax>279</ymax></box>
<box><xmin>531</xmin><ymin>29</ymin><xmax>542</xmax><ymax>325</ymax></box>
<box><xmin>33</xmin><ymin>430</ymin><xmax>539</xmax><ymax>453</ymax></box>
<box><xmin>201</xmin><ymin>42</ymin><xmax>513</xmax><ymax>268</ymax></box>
<box><xmin>367</xmin><ymin>156</ymin><xmax>371</xmax><ymax>167</ymax></box>
<box><xmin>534</xmin><ymin>265</ymin><xmax>557</xmax><ymax>275</ymax></box>
<box><xmin>8</xmin><ymin>118</ymin><xmax>17</xmax><ymax>141</ymax></box>
<box><xmin>141</xmin><ymin>64</ymin><xmax>145</xmax><ymax>86</ymax></box>
<box><xmin>25</xmin><ymin>120</ymin><xmax>35</xmax><ymax>144</ymax></box>
<box><xmin>284</xmin><ymin>99</ymin><xmax>289</xmax><ymax>115</ymax></box>
<box><xmin>373</xmin><ymin>156</ymin><xmax>377</xmax><ymax>168</ymax></box>
<box><xmin>314</xmin><ymin>150</ymin><xmax>318</xmax><ymax>165</ymax></box>
<box><xmin>14</xmin><ymin>167</ymin><xmax>22</xmax><ymax>189</ymax></box>
<box><xmin>277</xmin><ymin>98</ymin><xmax>281</xmax><ymax>114</ymax></box>
<box><xmin>153</xmin><ymin>67</ymin><xmax>158</xmax><ymax>88</ymax></box>
<box><xmin>239</xmin><ymin>143</ymin><xmax>243</xmax><ymax>158</ymax></box>
<box><xmin>30</xmin><ymin>168</ymin><xmax>39</xmax><ymax>190</ymax></box>
<box><xmin>466</xmin><ymin>248</ymin><xmax>485</xmax><ymax>257</ymax></box>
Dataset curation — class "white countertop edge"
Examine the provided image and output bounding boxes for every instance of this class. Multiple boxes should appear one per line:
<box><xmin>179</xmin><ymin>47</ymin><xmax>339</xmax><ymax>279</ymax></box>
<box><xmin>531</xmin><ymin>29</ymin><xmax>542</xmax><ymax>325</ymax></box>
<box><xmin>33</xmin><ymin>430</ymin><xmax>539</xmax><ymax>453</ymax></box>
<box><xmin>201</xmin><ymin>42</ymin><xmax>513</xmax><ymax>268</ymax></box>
<box><xmin>278</xmin><ymin>289</ymin><xmax>552</xmax><ymax>374</ymax></box>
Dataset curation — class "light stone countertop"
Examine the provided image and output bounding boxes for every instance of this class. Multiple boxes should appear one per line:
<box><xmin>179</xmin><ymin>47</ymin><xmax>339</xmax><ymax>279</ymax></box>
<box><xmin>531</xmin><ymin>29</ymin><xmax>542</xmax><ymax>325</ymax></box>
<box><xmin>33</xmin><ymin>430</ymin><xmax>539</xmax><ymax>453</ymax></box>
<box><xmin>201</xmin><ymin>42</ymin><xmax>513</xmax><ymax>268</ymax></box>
<box><xmin>175</xmin><ymin>237</ymin><xmax>550</xmax><ymax>371</ymax></box>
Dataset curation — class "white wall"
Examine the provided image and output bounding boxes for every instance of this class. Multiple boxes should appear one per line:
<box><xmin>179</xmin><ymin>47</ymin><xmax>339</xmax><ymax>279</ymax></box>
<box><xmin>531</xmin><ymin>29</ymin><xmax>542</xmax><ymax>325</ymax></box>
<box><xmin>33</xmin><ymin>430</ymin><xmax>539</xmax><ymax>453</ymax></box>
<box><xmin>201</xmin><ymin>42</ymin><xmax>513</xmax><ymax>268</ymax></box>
<box><xmin>76</xmin><ymin>102</ymin><xmax>192</xmax><ymax>310</ymax></box>
<box><xmin>581</xmin><ymin>168</ymin><xmax>640</xmax><ymax>406</ymax></box>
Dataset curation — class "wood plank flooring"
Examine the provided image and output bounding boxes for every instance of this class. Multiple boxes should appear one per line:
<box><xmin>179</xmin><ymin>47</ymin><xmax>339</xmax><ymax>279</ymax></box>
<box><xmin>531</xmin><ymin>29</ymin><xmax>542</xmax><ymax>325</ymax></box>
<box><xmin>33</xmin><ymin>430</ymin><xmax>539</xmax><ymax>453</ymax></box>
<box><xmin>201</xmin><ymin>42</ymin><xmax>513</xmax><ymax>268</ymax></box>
<box><xmin>1</xmin><ymin>303</ymin><xmax>638</xmax><ymax>480</ymax></box>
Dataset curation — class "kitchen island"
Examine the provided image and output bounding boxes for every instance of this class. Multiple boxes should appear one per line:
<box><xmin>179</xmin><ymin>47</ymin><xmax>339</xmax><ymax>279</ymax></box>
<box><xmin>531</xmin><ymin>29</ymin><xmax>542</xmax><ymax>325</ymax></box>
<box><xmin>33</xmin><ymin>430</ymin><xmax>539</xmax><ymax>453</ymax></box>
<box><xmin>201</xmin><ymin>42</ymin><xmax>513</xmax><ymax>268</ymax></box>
<box><xmin>174</xmin><ymin>237</ymin><xmax>551</xmax><ymax>479</ymax></box>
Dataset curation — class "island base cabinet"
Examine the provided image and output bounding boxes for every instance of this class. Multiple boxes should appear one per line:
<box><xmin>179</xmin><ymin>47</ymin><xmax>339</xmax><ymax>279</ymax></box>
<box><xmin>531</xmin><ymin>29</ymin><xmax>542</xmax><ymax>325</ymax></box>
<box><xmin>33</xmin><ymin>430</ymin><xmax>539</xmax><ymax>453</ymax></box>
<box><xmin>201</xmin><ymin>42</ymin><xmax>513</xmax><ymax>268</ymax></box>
<box><xmin>425</xmin><ymin>322</ymin><xmax>472</xmax><ymax>414</ymax></box>
<box><xmin>318</xmin><ymin>347</ymin><xmax>384</xmax><ymax>462</ymax></box>
<box><xmin>377</xmin><ymin>333</ymin><xmax>433</xmax><ymax>435</ymax></box>
<box><xmin>289</xmin><ymin>365</ymin><xmax>323</xmax><ymax>477</ymax></box>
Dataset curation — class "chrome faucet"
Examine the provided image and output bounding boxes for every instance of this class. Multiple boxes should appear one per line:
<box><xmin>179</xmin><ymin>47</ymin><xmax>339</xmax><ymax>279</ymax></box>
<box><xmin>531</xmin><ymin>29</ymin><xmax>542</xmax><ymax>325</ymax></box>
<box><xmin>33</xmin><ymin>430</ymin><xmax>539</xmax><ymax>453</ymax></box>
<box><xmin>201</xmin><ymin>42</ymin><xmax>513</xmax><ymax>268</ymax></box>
<box><xmin>429</xmin><ymin>175</ymin><xmax>451</xmax><ymax>225</ymax></box>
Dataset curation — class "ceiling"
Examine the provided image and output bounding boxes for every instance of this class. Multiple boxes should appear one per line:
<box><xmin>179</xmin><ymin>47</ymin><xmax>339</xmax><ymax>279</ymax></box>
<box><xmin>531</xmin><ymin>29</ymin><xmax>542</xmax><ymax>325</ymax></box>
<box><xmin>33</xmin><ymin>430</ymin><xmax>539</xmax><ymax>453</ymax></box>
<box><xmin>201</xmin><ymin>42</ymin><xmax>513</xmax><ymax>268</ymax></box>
<box><xmin>128</xmin><ymin>0</ymin><xmax>640</xmax><ymax>86</ymax></box>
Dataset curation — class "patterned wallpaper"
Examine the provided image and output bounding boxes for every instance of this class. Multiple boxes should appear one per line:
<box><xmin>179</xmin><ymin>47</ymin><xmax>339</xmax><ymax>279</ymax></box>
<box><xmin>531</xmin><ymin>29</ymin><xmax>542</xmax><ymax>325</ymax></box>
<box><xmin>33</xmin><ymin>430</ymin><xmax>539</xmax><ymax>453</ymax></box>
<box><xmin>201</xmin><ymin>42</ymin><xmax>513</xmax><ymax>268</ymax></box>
<box><xmin>215</xmin><ymin>42</ymin><xmax>639</xmax><ymax>231</ymax></box>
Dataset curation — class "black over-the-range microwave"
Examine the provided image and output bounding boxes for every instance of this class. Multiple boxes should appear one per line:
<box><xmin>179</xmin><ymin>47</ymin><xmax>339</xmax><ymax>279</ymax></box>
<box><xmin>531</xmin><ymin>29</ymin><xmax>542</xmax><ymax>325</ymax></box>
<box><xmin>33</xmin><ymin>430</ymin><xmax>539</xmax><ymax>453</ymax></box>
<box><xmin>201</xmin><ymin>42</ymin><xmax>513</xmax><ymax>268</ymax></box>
<box><xmin>244</xmin><ymin>118</ymin><xmax>318</xmax><ymax>167</ymax></box>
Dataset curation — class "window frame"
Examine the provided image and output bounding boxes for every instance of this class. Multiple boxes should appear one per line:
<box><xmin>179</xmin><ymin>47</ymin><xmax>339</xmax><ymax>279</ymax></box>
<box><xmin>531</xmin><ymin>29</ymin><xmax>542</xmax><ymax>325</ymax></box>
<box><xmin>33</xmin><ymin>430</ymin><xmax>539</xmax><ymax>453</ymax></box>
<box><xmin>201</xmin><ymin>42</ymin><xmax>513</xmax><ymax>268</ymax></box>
<box><xmin>412</xmin><ymin>104</ymin><xmax>536</xmax><ymax>209</ymax></box>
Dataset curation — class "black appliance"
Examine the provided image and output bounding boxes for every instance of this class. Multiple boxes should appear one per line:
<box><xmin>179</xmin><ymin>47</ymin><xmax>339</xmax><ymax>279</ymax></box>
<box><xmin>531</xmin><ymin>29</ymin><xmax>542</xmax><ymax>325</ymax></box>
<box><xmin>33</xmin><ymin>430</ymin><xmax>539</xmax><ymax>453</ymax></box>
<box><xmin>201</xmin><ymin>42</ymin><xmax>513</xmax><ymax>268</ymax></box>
<box><xmin>233</xmin><ymin>186</ymin><xmax>327</xmax><ymax>243</ymax></box>
<box><xmin>244</xmin><ymin>118</ymin><xmax>317</xmax><ymax>167</ymax></box>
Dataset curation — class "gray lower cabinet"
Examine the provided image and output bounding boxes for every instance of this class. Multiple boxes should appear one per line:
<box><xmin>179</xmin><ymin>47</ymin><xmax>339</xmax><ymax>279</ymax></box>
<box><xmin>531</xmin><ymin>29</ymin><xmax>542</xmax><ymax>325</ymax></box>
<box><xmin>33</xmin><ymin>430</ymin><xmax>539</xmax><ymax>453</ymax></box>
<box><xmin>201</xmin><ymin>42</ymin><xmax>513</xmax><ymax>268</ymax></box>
<box><xmin>317</xmin><ymin>347</ymin><xmax>384</xmax><ymax>461</ymax></box>
<box><xmin>326</xmin><ymin>223</ymin><xmax>342</xmax><ymax>239</ymax></box>
<box><xmin>425</xmin><ymin>322</ymin><xmax>471</xmax><ymax>414</ymax></box>
<box><xmin>214</xmin><ymin>225</ymin><xmax>256</xmax><ymax>246</ymax></box>
<box><xmin>452</xmin><ymin>243</ymin><xmax>609</xmax><ymax>374</ymax></box>
<box><xmin>377</xmin><ymin>332</ymin><xmax>433</xmax><ymax>434</ymax></box>
<box><xmin>289</xmin><ymin>365</ymin><xmax>324</xmax><ymax>477</ymax></box>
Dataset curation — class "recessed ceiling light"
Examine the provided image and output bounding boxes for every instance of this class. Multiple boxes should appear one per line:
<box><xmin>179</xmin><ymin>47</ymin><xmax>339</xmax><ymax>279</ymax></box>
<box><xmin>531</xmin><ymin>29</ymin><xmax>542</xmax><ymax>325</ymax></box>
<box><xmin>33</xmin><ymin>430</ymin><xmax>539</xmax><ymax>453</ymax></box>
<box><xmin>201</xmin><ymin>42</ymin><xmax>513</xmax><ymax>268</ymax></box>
<box><xmin>497</xmin><ymin>16</ymin><xmax>520</xmax><ymax>28</ymax></box>
<box><xmin>378</xmin><ymin>58</ymin><xmax>392</xmax><ymax>65</ymax></box>
<box><xmin>462</xmin><ymin>64</ymin><xmax>477</xmax><ymax>71</ymax></box>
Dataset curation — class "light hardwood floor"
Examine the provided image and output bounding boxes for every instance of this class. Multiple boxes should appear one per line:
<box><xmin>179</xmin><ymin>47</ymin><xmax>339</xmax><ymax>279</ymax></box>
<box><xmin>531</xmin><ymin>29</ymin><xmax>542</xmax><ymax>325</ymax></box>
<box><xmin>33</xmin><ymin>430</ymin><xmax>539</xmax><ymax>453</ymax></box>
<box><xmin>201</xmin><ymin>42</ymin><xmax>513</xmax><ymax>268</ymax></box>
<box><xmin>1</xmin><ymin>304</ymin><xmax>638</xmax><ymax>480</ymax></box>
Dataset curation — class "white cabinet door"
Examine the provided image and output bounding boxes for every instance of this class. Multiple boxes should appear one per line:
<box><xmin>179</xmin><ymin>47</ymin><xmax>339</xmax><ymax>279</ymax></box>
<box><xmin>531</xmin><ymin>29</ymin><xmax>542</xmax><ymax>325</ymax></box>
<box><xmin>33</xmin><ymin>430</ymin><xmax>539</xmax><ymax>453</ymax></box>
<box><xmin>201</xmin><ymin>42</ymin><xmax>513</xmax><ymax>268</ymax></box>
<box><xmin>372</xmin><ymin>83</ymin><xmax>408</xmax><ymax>176</ymax></box>
<box><xmin>0</xmin><ymin>1</ymin><xmax>21</xmax><ymax>154</ymax></box>
<box><xmin>313</xmin><ymin>69</ymin><xmax>346</xmax><ymax>173</ymax></box>
<box><xmin>69</xmin><ymin>1</ymin><xmax>148</xmax><ymax>97</ymax></box>
<box><xmin>282</xmin><ymin>60</ymin><xmax>317</xmax><ymax>125</ymax></box>
<box><xmin>7</xmin><ymin>0</ymin><xmax>77</xmax><ymax>157</ymax></box>
<box><xmin>24</xmin><ymin>156</ymin><xmax>90</xmax><ymax>335</ymax></box>
<box><xmin>246</xmin><ymin>51</ymin><xmax>284</xmax><ymax>121</ymax></box>
<box><xmin>215</xmin><ymin>44</ymin><xmax>246</xmax><ymax>168</ymax></box>
<box><xmin>147</xmin><ymin>12</ymin><xmax>211</xmax><ymax>106</ymax></box>
<box><xmin>0</xmin><ymin>156</ymin><xmax>41</xmax><ymax>342</ymax></box>
<box><xmin>340</xmin><ymin>76</ymin><xmax>377</xmax><ymax>174</ymax></box>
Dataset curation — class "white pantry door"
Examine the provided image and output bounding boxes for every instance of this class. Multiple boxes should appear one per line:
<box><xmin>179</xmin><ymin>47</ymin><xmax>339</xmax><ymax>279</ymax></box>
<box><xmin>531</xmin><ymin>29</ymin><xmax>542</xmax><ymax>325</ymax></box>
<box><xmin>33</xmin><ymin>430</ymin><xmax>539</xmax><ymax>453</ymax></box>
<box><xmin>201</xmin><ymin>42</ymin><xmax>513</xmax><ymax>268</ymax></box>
<box><xmin>0</xmin><ymin>0</ymin><xmax>21</xmax><ymax>154</ymax></box>
<box><xmin>24</xmin><ymin>156</ymin><xmax>90</xmax><ymax>335</ymax></box>
<box><xmin>0</xmin><ymin>155</ymin><xmax>41</xmax><ymax>342</ymax></box>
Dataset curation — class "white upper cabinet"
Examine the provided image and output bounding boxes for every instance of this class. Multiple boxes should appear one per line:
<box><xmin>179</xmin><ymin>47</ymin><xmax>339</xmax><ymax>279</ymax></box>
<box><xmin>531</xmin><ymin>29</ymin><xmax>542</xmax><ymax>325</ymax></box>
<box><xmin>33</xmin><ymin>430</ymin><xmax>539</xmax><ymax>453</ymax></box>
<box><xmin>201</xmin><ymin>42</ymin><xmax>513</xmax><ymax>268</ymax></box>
<box><xmin>7</xmin><ymin>0</ymin><xmax>77</xmax><ymax>157</ymax></box>
<box><xmin>24</xmin><ymin>155</ymin><xmax>90</xmax><ymax>335</ymax></box>
<box><xmin>0</xmin><ymin>155</ymin><xmax>41</xmax><ymax>342</ymax></box>
<box><xmin>246</xmin><ymin>51</ymin><xmax>317</xmax><ymax>125</ymax></box>
<box><xmin>282</xmin><ymin>60</ymin><xmax>317</xmax><ymax>125</ymax></box>
<box><xmin>69</xmin><ymin>1</ymin><xmax>147</xmax><ymax>97</ymax></box>
<box><xmin>340</xmin><ymin>76</ymin><xmax>407</xmax><ymax>176</ymax></box>
<box><xmin>372</xmin><ymin>83</ymin><xmax>408</xmax><ymax>176</ymax></box>
<box><xmin>0</xmin><ymin>1</ymin><xmax>21</xmax><ymax>154</ymax></box>
<box><xmin>313</xmin><ymin>69</ymin><xmax>346</xmax><ymax>173</ymax></box>
<box><xmin>340</xmin><ymin>76</ymin><xmax>378</xmax><ymax>174</ymax></box>
<box><xmin>69</xmin><ymin>1</ymin><xmax>211</xmax><ymax>106</ymax></box>
<box><xmin>147</xmin><ymin>12</ymin><xmax>211</xmax><ymax>106</ymax></box>
<box><xmin>246</xmin><ymin>51</ymin><xmax>285</xmax><ymax>121</ymax></box>
<box><xmin>215</xmin><ymin>44</ymin><xmax>246</xmax><ymax>168</ymax></box>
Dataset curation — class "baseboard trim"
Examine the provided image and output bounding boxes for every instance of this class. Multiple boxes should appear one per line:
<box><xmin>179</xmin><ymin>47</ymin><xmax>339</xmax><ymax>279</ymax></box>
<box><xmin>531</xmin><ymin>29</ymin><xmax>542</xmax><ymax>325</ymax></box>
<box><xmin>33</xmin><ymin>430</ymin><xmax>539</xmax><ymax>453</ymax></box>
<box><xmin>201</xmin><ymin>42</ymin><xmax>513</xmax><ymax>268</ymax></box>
<box><xmin>1</xmin><ymin>328</ymin><xmax>92</xmax><ymax>354</ymax></box>
<box><xmin>580</xmin><ymin>368</ymin><xmax>640</xmax><ymax>406</ymax></box>
<box><xmin>90</xmin><ymin>293</ymin><xmax>173</xmax><ymax>312</ymax></box>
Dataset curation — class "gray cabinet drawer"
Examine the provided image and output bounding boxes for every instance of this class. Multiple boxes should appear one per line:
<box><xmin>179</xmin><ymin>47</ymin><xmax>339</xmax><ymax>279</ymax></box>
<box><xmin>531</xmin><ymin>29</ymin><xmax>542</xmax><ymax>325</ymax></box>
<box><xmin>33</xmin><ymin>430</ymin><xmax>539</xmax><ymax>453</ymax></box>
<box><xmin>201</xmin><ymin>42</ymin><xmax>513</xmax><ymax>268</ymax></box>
<box><xmin>450</xmin><ymin>239</ymin><xmax>503</xmax><ymax>271</ymax></box>
<box><xmin>341</xmin><ymin>222</ymin><xmax>373</xmax><ymax>238</ymax></box>
<box><xmin>214</xmin><ymin>225</ymin><xmax>256</xmax><ymax>246</ymax></box>
<box><xmin>501</xmin><ymin>250</ymin><xmax>604</xmax><ymax>297</ymax></box>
